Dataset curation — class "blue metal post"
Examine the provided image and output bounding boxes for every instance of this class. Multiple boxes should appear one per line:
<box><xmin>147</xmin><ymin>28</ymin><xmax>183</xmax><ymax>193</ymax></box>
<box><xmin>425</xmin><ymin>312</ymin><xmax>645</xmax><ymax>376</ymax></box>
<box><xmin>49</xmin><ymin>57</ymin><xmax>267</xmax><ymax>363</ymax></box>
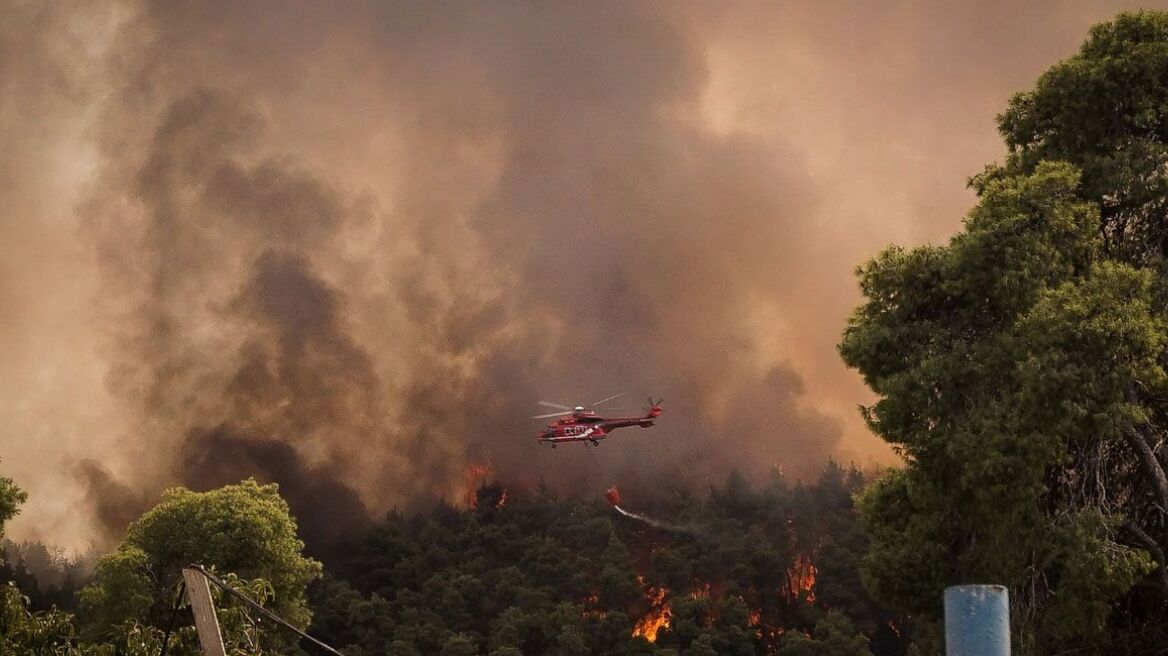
<box><xmin>944</xmin><ymin>585</ymin><xmax>1009</xmax><ymax>656</ymax></box>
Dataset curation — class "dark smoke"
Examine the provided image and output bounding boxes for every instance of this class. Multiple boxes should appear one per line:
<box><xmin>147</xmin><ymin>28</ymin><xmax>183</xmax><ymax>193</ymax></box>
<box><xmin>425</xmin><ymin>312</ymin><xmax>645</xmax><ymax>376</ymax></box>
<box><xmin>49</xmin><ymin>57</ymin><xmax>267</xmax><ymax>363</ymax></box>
<box><xmin>1</xmin><ymin>0</ymin><xmax>1152</xmax><ymax>551</ymax></box>
<box><xmin>179</xmin><ymin>427</ymin><xmax>369</xmax><ymax>557</ymax></box>
<box><xmin>76</xmin><ymin>460</ymin><xmax>149</xmax><ymax>545</ymax></box>
<box><xmin>66</xmin><ymin>1</ymin><xmax>847</xmax><ymax>547</ymax></box>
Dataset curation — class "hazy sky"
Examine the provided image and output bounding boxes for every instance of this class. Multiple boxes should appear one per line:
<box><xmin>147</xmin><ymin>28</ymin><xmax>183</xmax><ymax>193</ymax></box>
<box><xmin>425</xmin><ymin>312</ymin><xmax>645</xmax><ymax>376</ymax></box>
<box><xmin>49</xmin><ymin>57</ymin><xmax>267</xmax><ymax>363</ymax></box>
<box><xmin>1</xmin><ymin>0</ymin><xmax>1159</xmax><ymax>551</ymax></box>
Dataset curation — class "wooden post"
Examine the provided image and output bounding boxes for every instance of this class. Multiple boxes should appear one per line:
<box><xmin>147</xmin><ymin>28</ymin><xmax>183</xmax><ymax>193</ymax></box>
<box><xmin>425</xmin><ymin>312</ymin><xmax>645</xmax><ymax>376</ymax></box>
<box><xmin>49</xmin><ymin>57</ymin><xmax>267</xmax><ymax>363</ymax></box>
<box><xmin>183</xmin><ymin>568</ymin><xmax>227</xmax><ymax>656</ymax></box>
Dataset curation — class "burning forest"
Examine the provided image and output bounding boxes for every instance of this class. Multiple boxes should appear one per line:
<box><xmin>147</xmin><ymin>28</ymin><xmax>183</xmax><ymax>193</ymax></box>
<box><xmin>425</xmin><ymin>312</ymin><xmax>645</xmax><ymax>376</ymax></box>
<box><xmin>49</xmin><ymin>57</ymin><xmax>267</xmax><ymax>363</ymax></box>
<box><xmin>309</xmin><ymin>462</ymin><xmax>906</xmax><ymax>655</ymax></box>
<box><xmin>5</xmin><ymin>3</ymin><xmax>1168</xmax><ymax>656</ymax></box>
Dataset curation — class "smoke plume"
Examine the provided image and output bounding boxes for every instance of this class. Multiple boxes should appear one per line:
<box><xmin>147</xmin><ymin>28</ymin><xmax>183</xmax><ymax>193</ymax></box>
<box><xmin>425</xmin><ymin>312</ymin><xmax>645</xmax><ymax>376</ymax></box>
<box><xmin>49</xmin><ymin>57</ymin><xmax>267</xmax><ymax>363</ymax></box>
<box><xmin>0</xmin><ymin>0</ymin><xmax>1151</xmax><ymax>551</ymax></box>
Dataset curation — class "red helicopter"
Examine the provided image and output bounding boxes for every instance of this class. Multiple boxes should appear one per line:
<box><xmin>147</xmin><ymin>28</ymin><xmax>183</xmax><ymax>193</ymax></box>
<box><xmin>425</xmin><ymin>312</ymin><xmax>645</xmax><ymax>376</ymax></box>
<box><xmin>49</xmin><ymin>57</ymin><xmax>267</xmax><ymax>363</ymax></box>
<box><xmin>533</xmin><ymin>393</ymin><xmax>663</xmax><ymax>447</ymax></box>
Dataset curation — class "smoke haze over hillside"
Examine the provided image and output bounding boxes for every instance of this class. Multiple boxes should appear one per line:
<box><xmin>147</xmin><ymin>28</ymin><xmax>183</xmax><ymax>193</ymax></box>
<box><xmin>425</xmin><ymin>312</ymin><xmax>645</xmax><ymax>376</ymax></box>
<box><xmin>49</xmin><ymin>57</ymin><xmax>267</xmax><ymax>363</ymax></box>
<box><xmin>0</xmin><ymin>0</ymin><xmax>1153</xmax><ymax>550</ymax></box>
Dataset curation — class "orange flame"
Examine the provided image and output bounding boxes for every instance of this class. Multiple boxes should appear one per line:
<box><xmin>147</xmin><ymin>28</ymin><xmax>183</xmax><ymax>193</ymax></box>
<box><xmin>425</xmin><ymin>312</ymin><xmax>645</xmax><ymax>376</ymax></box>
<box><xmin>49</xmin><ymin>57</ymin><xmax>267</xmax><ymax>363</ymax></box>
<box><xmin>786</xmin><ymin>554</ymin><xmax>817</xmax><ymax>603</ymax></box>
<box><xmin>582</xmin><ymin>592</ymin><xmax>606</xmax><ymax>619</ymax></box>
<box><xmin>632</xmin><ymin>577</ymin><xmax>671</xmax><ymax>642</ymax></box>
<box><xmin>496</xmin><ymin>489</ymin><xmax>509</xmax><ymax>508</ymax></box>
<box><xmin>462</xmin><ymin>463</ymin><xmax>492</xmax><ymax>507</ymax></box>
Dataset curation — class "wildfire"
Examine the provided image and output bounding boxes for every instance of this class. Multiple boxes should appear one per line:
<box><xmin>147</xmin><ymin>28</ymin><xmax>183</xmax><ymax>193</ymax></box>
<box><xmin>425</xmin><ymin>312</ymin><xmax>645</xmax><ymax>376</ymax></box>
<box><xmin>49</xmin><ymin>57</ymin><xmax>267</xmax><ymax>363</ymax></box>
<box><xmin>786</xmin><ymin>554</ymin><xmax>817</xmax><ymax>603</ymax></box>
<box><xmin>632</xmin><ymin>577</ymin><xmax>671</xmax><ymax>642</ymax></box>
<box><xmin>582</xmin><ymin>592</ymin><xmax>606</xmax><ymax>619</ymax></box>
<box><xmin>462</xmin><ymin>463</ymin><xmax>492</xmax><ymax>507</ymax></box>
<box><xmin>496</xmin><ymin>489</ymin><xmax>509</xmax><ymax>508</ymax></box>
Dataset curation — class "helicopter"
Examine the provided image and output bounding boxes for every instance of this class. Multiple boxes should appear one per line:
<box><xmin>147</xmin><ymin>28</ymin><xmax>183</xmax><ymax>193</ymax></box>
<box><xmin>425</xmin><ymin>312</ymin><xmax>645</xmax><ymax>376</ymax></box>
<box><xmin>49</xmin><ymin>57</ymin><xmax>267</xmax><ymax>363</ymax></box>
<box><xmin>533</xmin><ymin>393</ymin><xmax>663</xmax><ymax>447</ymax></box>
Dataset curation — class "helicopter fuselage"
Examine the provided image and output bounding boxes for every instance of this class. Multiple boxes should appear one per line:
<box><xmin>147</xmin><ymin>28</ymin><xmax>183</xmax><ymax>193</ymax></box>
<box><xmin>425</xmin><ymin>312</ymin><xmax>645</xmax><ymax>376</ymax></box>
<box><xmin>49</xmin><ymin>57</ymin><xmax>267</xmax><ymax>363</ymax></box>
<box><xmin>536</xmin><ymin>406</ymin><xmax>662</xmax><ymax>446</ymax></box>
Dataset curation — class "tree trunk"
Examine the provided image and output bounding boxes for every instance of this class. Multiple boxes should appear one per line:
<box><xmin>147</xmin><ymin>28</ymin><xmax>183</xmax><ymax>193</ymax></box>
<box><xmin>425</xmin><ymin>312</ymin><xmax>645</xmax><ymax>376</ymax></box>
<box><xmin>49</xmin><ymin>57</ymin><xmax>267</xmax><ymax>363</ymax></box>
<box><xmin>1123</xmin><ymin>424</ymin><xmax>1168</xmax><ymax>516</ymax></box>
<box><xmin>1123</xmin><ymin>424</ymin><xmax>1168</xmax><ymax>597</ymax></box>
<box><xmin>1125</xmin><ymin>523</ymin><xmax>1168</xmax><ymax>597</ymax></box>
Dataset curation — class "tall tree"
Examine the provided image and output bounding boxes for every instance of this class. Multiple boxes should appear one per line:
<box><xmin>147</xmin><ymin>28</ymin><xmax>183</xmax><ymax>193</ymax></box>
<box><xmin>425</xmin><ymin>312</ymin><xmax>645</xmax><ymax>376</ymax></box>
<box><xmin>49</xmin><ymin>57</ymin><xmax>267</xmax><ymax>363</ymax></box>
<box><xmin>842</xmin><ymin>11</ymin><xmax>1168</xmax><ymax>653</ymax></box>
<box><xmin>79</xmin><ymin>479</ymin><xmax>322</xmax><ymax>644</ymax></box>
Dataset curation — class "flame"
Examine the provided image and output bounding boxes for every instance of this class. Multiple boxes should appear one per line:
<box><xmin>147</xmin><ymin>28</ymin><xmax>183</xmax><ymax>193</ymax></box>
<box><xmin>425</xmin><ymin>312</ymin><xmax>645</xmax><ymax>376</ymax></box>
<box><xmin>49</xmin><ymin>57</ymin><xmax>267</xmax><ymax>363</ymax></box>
<box><xmin>582</xmin><ymin>592</ymin><xmax>606</xmax><ymax>619</ymax></box>
<box><xmin>632</xmin><ymin>577</ymin><xmax>671</xmax><ymax>642</ymax></box>
<box><xmin>496</xmin><ymin>489</ymin><xmax>509</xmax><ymax>508</ymax></box>
<box><xmin>749</xmin><ymin>609</ymin><xmax>761</xmax><ymax>626</ymax></box>
<box><xmin>462</xmin><ymin>463</ymin><xmax>492</xmax><ymax>507</ymax></box>
<box><xmin>785</xmin><ymin>555</ymin><xmax>817</xmax><ymax>603</ymax></box>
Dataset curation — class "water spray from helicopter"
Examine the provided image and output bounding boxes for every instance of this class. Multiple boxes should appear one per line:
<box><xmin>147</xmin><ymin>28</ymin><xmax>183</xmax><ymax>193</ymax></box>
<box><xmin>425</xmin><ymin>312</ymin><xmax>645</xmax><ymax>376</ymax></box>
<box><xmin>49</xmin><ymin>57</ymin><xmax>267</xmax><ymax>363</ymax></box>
<box><xmin>604</xmin><ymin>486</ymin><xmax>700</xmax><ymax>535</ymax></box>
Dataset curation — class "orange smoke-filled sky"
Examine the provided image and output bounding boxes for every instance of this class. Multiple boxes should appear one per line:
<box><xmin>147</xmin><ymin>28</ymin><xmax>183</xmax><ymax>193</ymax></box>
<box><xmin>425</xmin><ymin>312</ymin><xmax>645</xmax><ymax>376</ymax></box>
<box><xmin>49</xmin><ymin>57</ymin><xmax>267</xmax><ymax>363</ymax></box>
<box><xmin>0</xmin><ymin>1</ymin><xmax>1158</xmax><ymax>551</ymax></box>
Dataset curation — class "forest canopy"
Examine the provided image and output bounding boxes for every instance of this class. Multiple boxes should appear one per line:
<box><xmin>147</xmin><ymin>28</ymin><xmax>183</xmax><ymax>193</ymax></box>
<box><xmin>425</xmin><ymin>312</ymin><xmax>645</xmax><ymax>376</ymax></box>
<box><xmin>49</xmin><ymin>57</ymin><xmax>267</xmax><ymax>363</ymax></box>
<box><xmin>0</xmin><ymin>464</ymin><xmax>896</xmax><ymax>656</ymax></box>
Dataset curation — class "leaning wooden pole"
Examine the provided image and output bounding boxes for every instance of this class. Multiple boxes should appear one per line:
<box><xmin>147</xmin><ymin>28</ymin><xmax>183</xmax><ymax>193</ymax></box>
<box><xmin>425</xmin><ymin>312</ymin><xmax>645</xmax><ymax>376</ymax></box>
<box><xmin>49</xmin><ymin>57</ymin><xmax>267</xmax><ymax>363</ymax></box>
<box><xmin>182</xmin><ymin>567</ymin><xmax>227</xmax><ymax>656</ymax></box>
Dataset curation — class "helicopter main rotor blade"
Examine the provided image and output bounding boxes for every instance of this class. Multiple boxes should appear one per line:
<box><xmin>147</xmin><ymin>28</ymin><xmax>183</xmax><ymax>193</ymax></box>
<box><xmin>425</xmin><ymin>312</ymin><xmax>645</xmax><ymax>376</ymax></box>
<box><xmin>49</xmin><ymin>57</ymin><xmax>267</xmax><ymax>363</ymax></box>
<box><xmin>538</xmin><ymin>400</ymin><xmax>573</xmax><ymax>411</ymax></box>
<box><xmin>532</xmin><ymin>411</ymin><xmax>570</xmax><ymax>419</ymax></box>
<box><xmin>591</xmin><ymin>392</ymin><xmax>626</xmax><ymax>408</ymax></box>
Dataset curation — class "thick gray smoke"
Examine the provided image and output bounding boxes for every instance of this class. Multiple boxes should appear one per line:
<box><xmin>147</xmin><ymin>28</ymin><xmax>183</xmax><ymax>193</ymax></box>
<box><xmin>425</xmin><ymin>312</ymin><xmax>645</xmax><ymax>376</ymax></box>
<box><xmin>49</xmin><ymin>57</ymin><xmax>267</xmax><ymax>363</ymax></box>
<box><xmin>0</xmin><ymin>0</ymin><xmax>1151</xmax><ymax>551</ymax></box>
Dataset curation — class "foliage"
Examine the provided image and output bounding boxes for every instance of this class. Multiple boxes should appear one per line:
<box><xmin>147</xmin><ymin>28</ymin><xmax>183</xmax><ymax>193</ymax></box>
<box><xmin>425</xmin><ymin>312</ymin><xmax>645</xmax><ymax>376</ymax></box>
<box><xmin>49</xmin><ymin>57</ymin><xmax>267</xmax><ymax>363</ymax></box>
<box><xmin>842</xmin><ymin>11</ymin><xmax>1168</xmax><ymax>654</ymax></box>
<box><xmin>998</xmin><ymin>11</ymin><xmax>1168</xmax><ymax>261</ymax></box>
<box><xmin>78</xmin><ymin>478</ymin><xmax>321</xmax><ymax>645</ymax></box>
<box><xmin>779</xmin><ymin>612</ymin><xmax>871</xmax><ymax>656</ymax></box>
<box><xmin>0</xmin><ymin>467</ymin><xmax>309</xmax><ymax>654</ymax></box>
<box><xmin>0</xmin><ymin>580</ymin><xmax>80</xmax><ymax>655</ymax></box>
<box><xmin>0</xmin><ymin>451</ymin><xmax>899</xmax><ymax>655</ymax></box>
<box><xmin>0</xmin><ymin>462</ymin><xmax>28</xmax><ymax>547</ymax></box>
<box><xmin>308</xmin><ymin>465</ymin><xmax>904</xmax><ymax>656</ymax></box>
<box><xmin>0</xmin><ymin>572</ymin><xmax>284</xmax><ymax>656</ymax></box>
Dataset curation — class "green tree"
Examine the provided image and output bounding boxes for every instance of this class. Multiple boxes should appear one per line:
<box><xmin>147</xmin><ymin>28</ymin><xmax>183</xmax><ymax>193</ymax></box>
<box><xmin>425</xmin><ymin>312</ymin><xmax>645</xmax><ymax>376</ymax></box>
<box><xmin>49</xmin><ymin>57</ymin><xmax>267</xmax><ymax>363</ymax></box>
<box><xmin>845</xmin><ymin>163</ymin><xmax>1156</xmax><ymax>647</ymax></box>
<box><xmin>440</xmin><ymin>632</ymin><xmax>477</xmax><ymax>656</ymax></box>
<box><xmin>80</xmin><ymin>479</ymin><xmax>321</xmax><ymax>641</ymax></box>
<box><xmin>0</xmin><ymin>566</ymin><xmax>282</xmax><ymax>655</ymax></box>
<box><xmin>778</xmin><ymin>613</ymin><xmax>870</xmax><ymax>656</ymax></box>
<box><xmin>553</xmin><ymin>624</ymin><xmax>589</xmax><ymax>656</ymax></box>
<box><xmin>842</xmin><ymin>11</ymin><xmax>1168</xmax><ymax>653</ymax></box>
<box><xmin>0</xmin><ymin>463</ymin><xmax>27</xmax><ymax>547</ymax></box>
<box><xmin>998</xmin><ymin>12</ymin><xmax>1168</xmax><ymax>261</ymax></box>
<box><xmin>598</xmin><ymin>533</ymin><xmax>639</xmax><ymax>610</ymax></box>
<box><xmin>0</xmin><ymin>581</ymin><xmax>80</xmax><ymax>654</ymax></box>
<box><xmin>685</xmin><ymin>632</ymin><xmax>716</xmax><ymax>656</ymax></box>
